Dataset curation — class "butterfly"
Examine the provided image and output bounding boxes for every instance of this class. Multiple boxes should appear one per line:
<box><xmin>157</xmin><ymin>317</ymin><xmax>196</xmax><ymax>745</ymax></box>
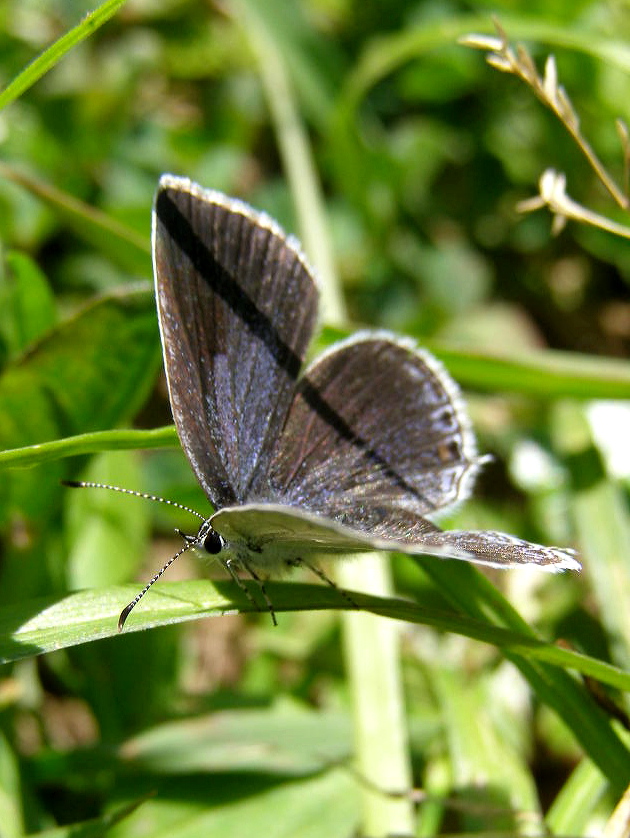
<box><xmin>68</xmin><ymin>174</ymin><xmax>580</xmax><ymax>628</ymax></box>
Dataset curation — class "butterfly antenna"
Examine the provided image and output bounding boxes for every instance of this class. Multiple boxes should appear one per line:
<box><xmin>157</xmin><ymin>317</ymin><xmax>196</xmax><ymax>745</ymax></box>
<box><xmin>62</xmin><ymin>480</ymin><xmax>209</xmax><ymax>631</ymax></box>
<box><xmin>118</xmin><ymin>540</ymin><xmax>196</xmax><ymax>631</ymax></box>
<box><xmin>61</xmin><ymin>480</ymin><xmax>206</xmax><ymax>521</ymax></box>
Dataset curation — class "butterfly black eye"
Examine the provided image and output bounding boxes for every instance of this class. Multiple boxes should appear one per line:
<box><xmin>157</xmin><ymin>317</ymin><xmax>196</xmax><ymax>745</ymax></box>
<box><xmin>203</xmin><ymin>529</ymin><xmax>223</xmax><ymax>554</ymax></box>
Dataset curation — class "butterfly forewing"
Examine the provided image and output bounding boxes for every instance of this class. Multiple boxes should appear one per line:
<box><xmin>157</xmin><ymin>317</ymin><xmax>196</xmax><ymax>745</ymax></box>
<box><xmin>153</xmin><ymin>176</ymin><xmax>319</xmax><ymax>507</ymax></box>
<box><xmin>269</xmin><ymin>334</ymin><xmax>483</xmax><ymax>528</ymax></box>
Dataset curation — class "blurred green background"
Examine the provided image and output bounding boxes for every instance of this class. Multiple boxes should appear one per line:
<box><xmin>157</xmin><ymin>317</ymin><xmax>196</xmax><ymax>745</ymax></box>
<box><xmin>0</xmin><ymin>1</ymin><xmax>629</xmax><ymax>836</ymax></box>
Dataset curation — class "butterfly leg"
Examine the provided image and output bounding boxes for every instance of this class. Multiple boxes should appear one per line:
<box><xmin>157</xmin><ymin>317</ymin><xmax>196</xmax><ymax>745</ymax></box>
<box><xmin>224</xmin><ymin>558</ymin><xmax>278</xmax><ymax>626</ymax></box>
<box><xmin>287</xmin><ymin>558</ymin><xmax>359</xmax><ymax>611</ymax></box>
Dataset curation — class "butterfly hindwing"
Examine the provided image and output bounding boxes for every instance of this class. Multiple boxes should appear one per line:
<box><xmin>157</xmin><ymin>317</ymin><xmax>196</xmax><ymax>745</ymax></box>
<box><xmin>211</xmin><ymin>503</ymin><xmax>466</xmax><ymax>564</ymax></box>
<box><xmin>211</xmin><ymin>504</ymin><xmax>580</xmax><ymax>572</ymax></box>
<box><xmin>269</xmin><ymin>334</ymin><xmax>483</xmax><ymax>525</ymax></box>
<box><xmin>405</xmin><ymin>528</ymin><xmax>581</xmax><ymax>570</ymax></box>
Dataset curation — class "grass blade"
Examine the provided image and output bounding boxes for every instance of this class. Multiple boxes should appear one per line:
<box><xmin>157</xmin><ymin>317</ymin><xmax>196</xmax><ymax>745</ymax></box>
<box><xmin>0</xmin><ymin>0</ymin><xmax>129</xmax><ymax>111</ymax></box>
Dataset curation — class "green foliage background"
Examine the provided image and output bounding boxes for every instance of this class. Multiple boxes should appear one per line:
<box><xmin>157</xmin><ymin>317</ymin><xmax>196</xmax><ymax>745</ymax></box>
<box><xmin>0</xmin><ymin>1</ymin><xmax>628</xmax><ymax>836</ymax></box>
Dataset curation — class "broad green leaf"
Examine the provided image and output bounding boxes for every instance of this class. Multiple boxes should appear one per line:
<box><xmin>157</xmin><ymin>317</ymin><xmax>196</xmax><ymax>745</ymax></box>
<box><xmin>0</xmin><ymin>250</ymin><xmax>57</xmax><ymax>360</ymax></box>
<box><xmin>122</xmin><ymin>706</ymin><xmax>352</xmax><ymax>775</ymax></box>
<box><xmin>0</xmin><ymin>285</ymin><xmax>160</xmax><ymax>602</ymax></box>
<box><xmin>107</xmin><ymin>766</ymin><xmax>359</xmax><ymax>838</ymax></box>
<box><xmin>0</xmin><ymin>285</ymin><xmax>159</xmax><ymax>454</ymax></box>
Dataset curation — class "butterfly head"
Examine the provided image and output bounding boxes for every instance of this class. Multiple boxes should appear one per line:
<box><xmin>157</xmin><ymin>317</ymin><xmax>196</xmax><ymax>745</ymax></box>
<box><xmin>195</xmin><ymin>519</ymin><xmax>225</xmax><ymax>555</ymax></box>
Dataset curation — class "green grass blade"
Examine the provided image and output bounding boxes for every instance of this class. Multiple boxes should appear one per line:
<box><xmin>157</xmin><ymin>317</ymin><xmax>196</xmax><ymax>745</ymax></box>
<box><xmin>0</xmin><ymin>0</ymin><xmax>129</xmax><ymax>111</ymax></box>
<box><xmin>416</xmin><ymin>559</ymin><xmax>630</xmax><ymax>795</ymax></box>
<box><xmin>3</xmin><ymin>581</ymin><xmax>629</xmax><ymax>691</ymax></box>
<box><xmin>234</xmin><ymin>0</ymin><xmax>343</xmax><ymax>324</ymax></box>
<box><xmin>319</xmin><ymin>327</ymin><xmax>630</xmax><ymax>398</ymax></box>
<box><xmin>554</xmin><ymin>402</ymin><xmax>630</xmax><ymax>671</ymax></box>
<box><xmin>0</xmin><ymin>427</ymin><xmax>177</xmax><ymax>469</ymax></box>
<box><xmin>431</xmin><ymin>344</ymin><xmax>630</xmax><ymax>399</ymax></box>
<box><xmin>338</xmin><ymin>557</ymin><xmax>414</xmax><ymax>835</ymax></box>
<box><xmin>545</xmin><ymin>759</ymin><xmax>608</xmax><ymax>835</ymax></box>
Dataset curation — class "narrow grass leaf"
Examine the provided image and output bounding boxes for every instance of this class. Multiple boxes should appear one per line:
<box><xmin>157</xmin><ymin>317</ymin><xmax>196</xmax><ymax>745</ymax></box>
<box><xmin>2</xmin><ymin>582</ymin><xmax>629</xmax><ymax>693</ymax></box>
<box><xmin>0</xmin><ymin>0</ymin><xmax>129</xmax><ymax>111</ymax></box>
<box><xmin>0</xmin><ymin>427</ymin><xmax>177</xmax><ymax>470</ymax></box>
<box><xmin>416</xmin><ymin>558</ymin><xmax>630</xmax><ymax>794</ymax></box>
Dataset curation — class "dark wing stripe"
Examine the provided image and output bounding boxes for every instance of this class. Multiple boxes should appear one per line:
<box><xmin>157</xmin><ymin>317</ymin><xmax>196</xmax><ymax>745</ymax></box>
<box><xmin>298</xmin><ymin>377</ymin><xmax>436</xmax><ymax>508</ymax></box>
<box><xmin>156</xmin><ymin>190</ymin><xmax>302</xmax><ymax>380</ymax></box>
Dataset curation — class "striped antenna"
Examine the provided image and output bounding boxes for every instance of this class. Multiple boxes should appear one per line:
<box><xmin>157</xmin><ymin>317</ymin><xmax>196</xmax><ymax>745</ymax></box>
<box><xmin>62</xmin><ymin>479</ymin><xmax>208</xmax><ymax>630</ymax></box>
<box><xmin>116</xmin><ymin>539</ymin><xmax>198</xmax><ymax>631</ymax></box>
<box><xmin>61</xmin><ymin>479</ymin><xmax>206</xmax><ymax>521</ymax></box>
